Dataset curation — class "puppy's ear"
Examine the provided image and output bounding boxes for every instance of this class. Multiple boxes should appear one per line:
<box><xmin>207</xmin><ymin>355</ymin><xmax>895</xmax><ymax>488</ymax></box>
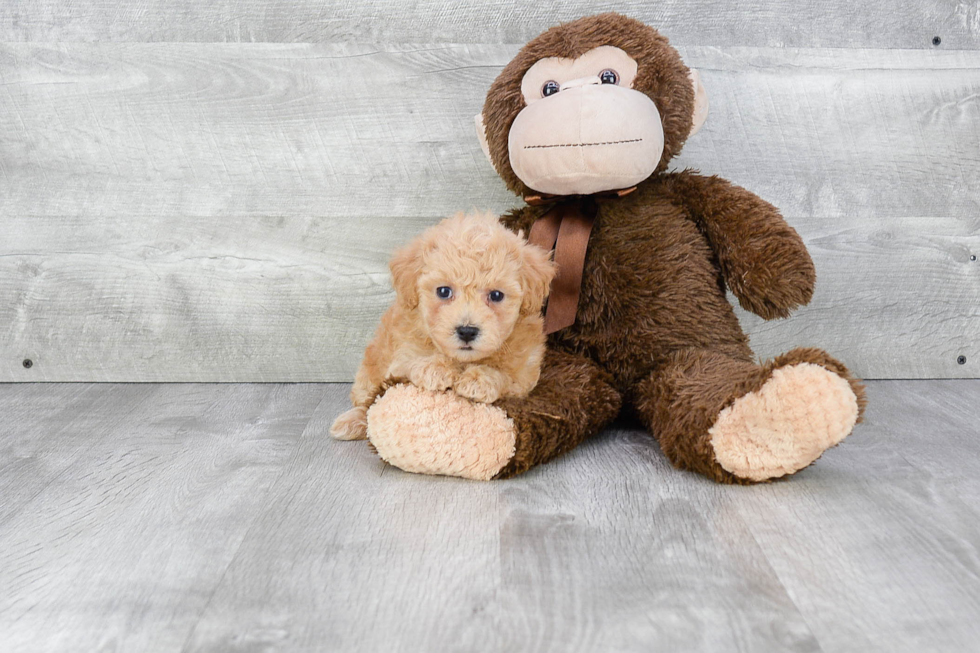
<box><xmin>388</xmin><ymin>237</ymin><xmax>425</xmax><ymax>308</ymax></box>
<box><xmin>520</xmin><ymin>242</ymin><xmax>556</xmax><ymax>317</ymax></box>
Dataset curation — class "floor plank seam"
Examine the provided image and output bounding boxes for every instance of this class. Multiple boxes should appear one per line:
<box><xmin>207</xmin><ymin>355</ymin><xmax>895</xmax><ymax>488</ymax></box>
<box><xmin>177</xmin><ymin>391</ymin><xmax>329</xmax><ymax>652</ymax></box>
<box><xmin>738</xmin><ymin>507</ymin><xmax>828</xmax><ymax>653</ymax></box>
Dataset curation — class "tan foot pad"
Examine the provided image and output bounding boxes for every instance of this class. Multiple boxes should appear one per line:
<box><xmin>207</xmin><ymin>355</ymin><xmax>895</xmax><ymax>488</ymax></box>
<box><xmin>366</xmin><ymin>384</ymin><xmax>516</xmax><ymax>481</ymax></box>
<box><xmin>709</xmin><ymin>363</ymin><xmax>859</xmax><ymax>482</ymax></box>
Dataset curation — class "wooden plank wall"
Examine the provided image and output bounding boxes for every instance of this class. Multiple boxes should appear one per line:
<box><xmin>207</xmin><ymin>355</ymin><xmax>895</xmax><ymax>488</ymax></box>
<box><xmin>1</xmin><ymin>2</ymin><xmax>977</xmax><ymax>381</ymax></box>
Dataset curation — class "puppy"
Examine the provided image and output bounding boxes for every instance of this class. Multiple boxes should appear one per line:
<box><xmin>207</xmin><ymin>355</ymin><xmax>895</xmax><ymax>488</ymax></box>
<box><xmin>330</xmin><ymin>211</ymin><xmax>555</xmax><ymax>441</ymax></box>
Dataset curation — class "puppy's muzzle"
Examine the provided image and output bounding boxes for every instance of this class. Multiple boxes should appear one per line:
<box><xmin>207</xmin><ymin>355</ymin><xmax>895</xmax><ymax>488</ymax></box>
<box><xmin>455</xmin><ymin>325</ymin><xmax>480</xmax><ymax>344</ymax></box>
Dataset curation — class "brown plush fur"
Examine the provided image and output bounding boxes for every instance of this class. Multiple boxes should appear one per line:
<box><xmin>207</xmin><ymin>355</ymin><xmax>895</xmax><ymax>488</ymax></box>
<box><xmin>493</xmin><ymin>348</ymin><xmax>622</xmax><ymax>479</ymax></box>
<box><xmin>331</xmin><ymin>211</ymin><xmax>555</xmax><ymax>441</ymax></box>
<box><xmin>633</xmin><ymin>347</ymin><xmax>867</xmax><ymax>484</ymax></box>
<box><xmin>370</xmin><ymin>13</ymin><xmax>866</xmax><ymax>483</ymax></box>
<box><xmin>482</xmin><ymin>14</ymin><xmax>866</xmax><ymax>482</ymax></box>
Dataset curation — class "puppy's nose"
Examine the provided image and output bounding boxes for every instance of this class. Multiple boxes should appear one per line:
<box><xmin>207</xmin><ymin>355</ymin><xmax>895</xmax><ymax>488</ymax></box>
<box><xmin>455</xmin><ymin>325</ymin><xmax>480</xmax><ymax>343</ymax></box>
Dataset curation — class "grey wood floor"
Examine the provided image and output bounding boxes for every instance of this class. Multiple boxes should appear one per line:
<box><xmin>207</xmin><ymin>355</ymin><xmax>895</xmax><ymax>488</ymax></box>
<box><xmin>1</xmin><ymin>381</ymin><xmax>978</xmax><ymax>652</ymax></box>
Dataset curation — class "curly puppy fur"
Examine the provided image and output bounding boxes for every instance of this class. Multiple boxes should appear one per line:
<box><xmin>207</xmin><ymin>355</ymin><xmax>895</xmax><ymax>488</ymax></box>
<box><xmin>331</xmin><ymin>211</ymin><xmax>555</xmax><ymax>441</ymax></box>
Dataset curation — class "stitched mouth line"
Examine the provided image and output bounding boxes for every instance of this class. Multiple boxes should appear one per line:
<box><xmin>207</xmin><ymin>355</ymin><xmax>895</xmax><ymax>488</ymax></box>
<box><xmin>525</xmin><ymin>138</ymin><xmax>643</xmax><ymax>150</ymax></box>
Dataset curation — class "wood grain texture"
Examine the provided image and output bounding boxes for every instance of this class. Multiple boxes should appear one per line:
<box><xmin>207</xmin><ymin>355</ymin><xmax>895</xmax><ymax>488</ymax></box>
<box><xmin>730</xmin><ymin>380</ymin><xmax>980</xmax><ymax>651</ymax></box>
<box><xmin>1</xmin><ymin>43</ymin><xmax>977</xmax><ymax>380</ymax></box>
<box><xmin>1</xmin><ymin>213</ymin><xmax>975</xmax><ymax>381</ymax></box>
<box><xmin>0</xmin><ymin>383</ymin><xmax>326</xmax><ymax>652</ymax></box>
<box><xmin>3</xmin><ymin>44</ymin><xmax>980</xmax><ymax>221</ymax></box>
<box><xmin>0</xmin><ymin>212</ymin><xmax>417</xmax><ymax>382</ymax></box>
<box><xmin>0</xmin><ymin>382</ymin><xmax>100</xmax><ymax>522</ymax></box>
<box><xmin>0</xmin><ymin>0</ymin><xmax>977</xmax><ymax>48</ymax></box>
<box><xmin>1</xmin><ymin>380</ymin><xmax>978</xmax><ymax>652</ymax></box>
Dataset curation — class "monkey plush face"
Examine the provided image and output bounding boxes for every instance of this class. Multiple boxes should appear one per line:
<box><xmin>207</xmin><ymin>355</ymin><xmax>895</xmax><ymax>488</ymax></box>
<box><xmin>508</xmin><ymin>45</ymin><xmax>664</xmax><ymax>196</ymax></box>
<box><xmin>477</xmin><ymin>13</ymin><xmax>708</xmax><ymax>198</ymax></box>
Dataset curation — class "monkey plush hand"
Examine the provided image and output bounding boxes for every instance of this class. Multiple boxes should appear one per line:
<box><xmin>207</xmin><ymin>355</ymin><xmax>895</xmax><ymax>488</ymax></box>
<box><xmin>366</xmin><ymin>13</ymin><xmax>866</xmax><ymax>483</ymax></box>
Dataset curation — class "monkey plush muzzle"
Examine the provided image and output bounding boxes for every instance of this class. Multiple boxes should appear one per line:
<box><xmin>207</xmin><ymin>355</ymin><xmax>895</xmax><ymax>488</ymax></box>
<box><xmin>507</xmin><ymin>81</ymin><xmax>665</xmax><ymax>196</ymax></box>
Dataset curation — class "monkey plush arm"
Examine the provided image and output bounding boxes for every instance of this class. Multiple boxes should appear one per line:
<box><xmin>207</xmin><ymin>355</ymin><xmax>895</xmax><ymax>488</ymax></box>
<box><xmin>664</xmin><ymin>172</ymin><xmax>816</xmax><ymax>320</ymax></box>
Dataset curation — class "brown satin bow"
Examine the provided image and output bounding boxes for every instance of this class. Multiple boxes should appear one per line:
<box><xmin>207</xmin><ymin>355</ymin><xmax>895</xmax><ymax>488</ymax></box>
<box><xmin>526</xmin><ymin>186</ymin><xmax>636</xmax><ymax>334</ymax></box>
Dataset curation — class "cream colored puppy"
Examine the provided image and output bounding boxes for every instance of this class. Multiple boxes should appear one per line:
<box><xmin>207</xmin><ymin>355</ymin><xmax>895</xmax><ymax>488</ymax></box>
<box><xmin>330</xmin><ymin>211</ymin><xmax>555</xmax><ymax>441</ymax></box>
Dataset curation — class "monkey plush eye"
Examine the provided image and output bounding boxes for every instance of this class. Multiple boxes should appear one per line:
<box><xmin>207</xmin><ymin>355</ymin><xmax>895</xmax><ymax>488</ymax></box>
<box><xmin>488</xmin><ymin>290</ymin><xmax>505</xmax><ymax>303</ymax></box>
<box><xmin>541</xmin><ymin>80</ymin><xmax>560</xmax><ymax>97</ymax></box>
<box><xmin>436</xmin><ymin>286</ymin><xmax>453</xmax><ymax>299</ymax></box>
<box><xmin>599</xmin><ymin>69</ymin><xmax>619</xmax><ymax>85</ymax></box>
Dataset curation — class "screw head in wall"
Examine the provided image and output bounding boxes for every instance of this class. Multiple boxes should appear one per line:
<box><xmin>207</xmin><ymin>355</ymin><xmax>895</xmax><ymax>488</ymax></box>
<box><xmin>957</xmin><ymin>355</ymin><xmax>967</xmax><ymax>365</ymax></box>
<box><xmin>23</xmin><ymin>358</ymin><xmax>33</xmax><ymax>369</ymax></box>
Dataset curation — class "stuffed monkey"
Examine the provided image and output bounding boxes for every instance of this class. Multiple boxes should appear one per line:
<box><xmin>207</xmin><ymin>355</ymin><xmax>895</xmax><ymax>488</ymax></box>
<box><xmin>365</xmin><ymin>13</ymin><xmax>866</xmax><ymax>483</ymax></box>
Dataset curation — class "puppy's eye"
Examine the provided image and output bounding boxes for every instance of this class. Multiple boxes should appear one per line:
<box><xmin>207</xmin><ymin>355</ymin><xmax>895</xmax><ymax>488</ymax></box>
<box><xmin>541</xmin><ymin>80</ymin><xmax>560</xmax><ymax>97</ymax></box>
<box><xmin>436</xmin><ymin>286</ymin><xmax>453</xmax><ymax>300</ymax></box>
<box><xmin>488</xmin><ymin>290</ymin><xmax>505</xmax><ymax>303</ymax></box>
<box><xmin>599</xmin><ymin>69</ymin><xmax>618</xmax><ymax>85</ymax></box>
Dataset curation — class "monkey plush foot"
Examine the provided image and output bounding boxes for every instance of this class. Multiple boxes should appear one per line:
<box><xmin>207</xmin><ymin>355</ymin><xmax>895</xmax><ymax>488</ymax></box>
<box><xmin>708</xmin><ymin>363</ymin><xmax>860</xmax><ymax>481</ymax></box>
<box><xmin>366</xmin><ymin>384</ymin><xmax>516</xmax><ymax>481</ymax></box>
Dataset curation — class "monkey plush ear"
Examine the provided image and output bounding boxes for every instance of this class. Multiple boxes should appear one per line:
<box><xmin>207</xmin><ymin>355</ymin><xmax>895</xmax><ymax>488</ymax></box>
<box><xmin>474</xmin><ymin>113</ymin><xmax>494</xmax><ymax>167</ymax></box>
<box><xmin>689</xmin><ymin>69</ymin><xmax>709</xmax><ymax>136</ymax></box>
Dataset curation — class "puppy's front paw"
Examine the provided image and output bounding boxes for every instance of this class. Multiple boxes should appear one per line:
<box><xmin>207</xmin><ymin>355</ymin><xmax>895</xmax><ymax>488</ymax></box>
<box><xmin>454</xmin><ymin>366</ymin><xmax>506</xmax><ymax>403</ymax></box>
<box><xmin>331</xmin><ymin>406</ymin><xmax>368</xmax><ymax>440</ymax></box>
<box><xmin>409</xmin><ymin>357</ymin><xmax>457</xmax><ymax>393</ymax></box>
